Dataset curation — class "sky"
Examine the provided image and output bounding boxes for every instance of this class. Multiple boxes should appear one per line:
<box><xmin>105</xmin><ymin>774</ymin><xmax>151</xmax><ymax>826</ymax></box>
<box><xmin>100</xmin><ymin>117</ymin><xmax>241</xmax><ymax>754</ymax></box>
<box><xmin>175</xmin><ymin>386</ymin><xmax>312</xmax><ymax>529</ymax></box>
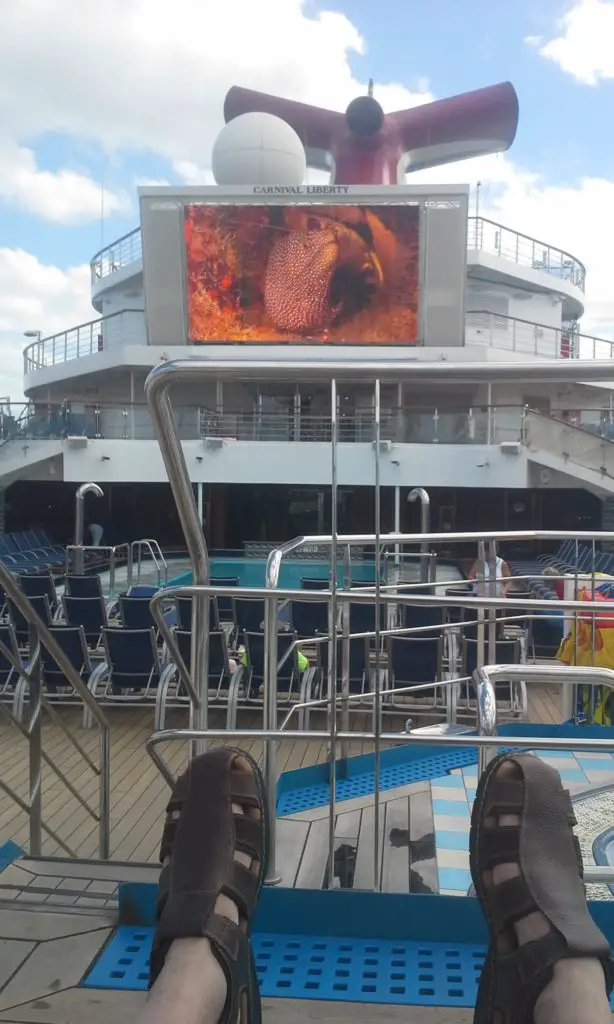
<box><xmin>2</xmin><ymin>0</ymin><xmax>614</xmax><ymax>397</ymax></box>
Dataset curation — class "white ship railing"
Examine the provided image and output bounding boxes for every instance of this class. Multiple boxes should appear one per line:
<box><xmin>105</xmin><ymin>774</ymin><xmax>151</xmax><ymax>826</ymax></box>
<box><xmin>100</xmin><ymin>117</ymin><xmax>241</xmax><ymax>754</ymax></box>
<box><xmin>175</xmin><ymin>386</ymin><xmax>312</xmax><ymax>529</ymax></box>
<box><xmin>22</xmin><ymin>310</ymin><xmax>614</xmax><ymax>375</ymax></box>
<box><xmin>89</xmin><ymin>217</ymin><xmax>586</xmax><ymax>291</ymax></box>
<box><xmin>22</xmin><ymin>309</ymin><xmax>143</xmax><ymax>372</ymax></box>
<box><xmin>90</xmin><ymin>227</ymin><xmax>142</xmax><ymax>280</ymax></box>
<box><xmin>466</xmin><ymin>217</ymin><xmax>586</xmax><ymax>289</ymax></box>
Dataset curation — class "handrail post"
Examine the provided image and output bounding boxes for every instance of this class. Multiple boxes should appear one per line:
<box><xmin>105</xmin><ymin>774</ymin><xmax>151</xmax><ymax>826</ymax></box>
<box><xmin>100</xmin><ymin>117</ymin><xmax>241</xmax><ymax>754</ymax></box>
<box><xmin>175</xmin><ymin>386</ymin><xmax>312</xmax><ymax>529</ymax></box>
<box><xmin>145</xmin><ymin>375</ymin><xmax>211</xmax><ymax>756</ymax></box>
<box><xmin>475</xmin><ymin>667</ymin><xmax>498</xmax><ymax>775</ymax></box>
<box><xmin>263</xmin><ymin>593</ymin><xmax>281</xmax><ymax>884</ymax></box>
<box><xmin>408</xmin><ymin>488</ymin><xmax>431</xmax><ymax>584</ymax></box>
<box><xmin>340</xmin><ymin>544</ymin><xmax>351</xmax><ymax>760</ymax></box>
<box><xmin>99</xmin><ymin>724</ymin><xmax>111</xmax><ymax>859</ymax></box>
<box><xmin>28</xmin><ymin>631</ymin><xmax>43</xmax><ymax>856</ymax></box>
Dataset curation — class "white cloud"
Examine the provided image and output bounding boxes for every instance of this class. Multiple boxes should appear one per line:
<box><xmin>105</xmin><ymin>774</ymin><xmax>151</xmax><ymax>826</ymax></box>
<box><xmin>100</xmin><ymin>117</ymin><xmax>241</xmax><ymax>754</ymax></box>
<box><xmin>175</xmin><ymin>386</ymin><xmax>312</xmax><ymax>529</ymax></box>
<box><xmin>0</xmin><ymin>0</ymin><xmax>432</xmax><ymax>170</ymax></box>
<box><xmin>0</xmin><ymin>138</ymin><xmax>129</xmax><ymax>224</ymax></box>
<box><xmin>0</xmin><ymin>250</ymin><xmax>92</xmax><ymax>398</ymax></box>
<box><xmin>2</xmin><ymin>0</ymin><xmax>614</xmax><ymax>404</ymax></box>
<box><xmin>531</xmin><ymin>0</ymin><xmax>614</xmax><ymax>85</ymax></box>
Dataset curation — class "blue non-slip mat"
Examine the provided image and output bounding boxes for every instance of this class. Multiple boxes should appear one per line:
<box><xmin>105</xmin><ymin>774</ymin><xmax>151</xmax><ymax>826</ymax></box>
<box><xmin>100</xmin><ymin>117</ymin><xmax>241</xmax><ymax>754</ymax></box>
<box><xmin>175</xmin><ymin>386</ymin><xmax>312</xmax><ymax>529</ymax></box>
<box><xmin>84</xmin><ymin>926</ymin><xmax>488</xmax><ymax>1008</ymax></box>
<box><xmin>277</xmin><ymin>749</ymin><xmax>478</xmax><ymax>815</ymax></box>
<box><xmin>0</xmin><ymin>841</ymin><xmax>23</xmax><ymax>872</ymax></box>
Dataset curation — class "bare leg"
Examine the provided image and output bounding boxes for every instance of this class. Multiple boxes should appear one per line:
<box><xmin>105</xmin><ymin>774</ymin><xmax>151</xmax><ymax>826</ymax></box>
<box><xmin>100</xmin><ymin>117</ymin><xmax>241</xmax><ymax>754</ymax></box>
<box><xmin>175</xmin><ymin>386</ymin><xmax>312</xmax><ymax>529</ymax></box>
<box><xmin>483</xmin><ymin>760</ymin><xmax>611</xmax><ymax>1024</ymax></box>
<box><xmin>140</xmin><ymin>778</ymin><xmax>259</xmax><ymax>1024</ymax></box>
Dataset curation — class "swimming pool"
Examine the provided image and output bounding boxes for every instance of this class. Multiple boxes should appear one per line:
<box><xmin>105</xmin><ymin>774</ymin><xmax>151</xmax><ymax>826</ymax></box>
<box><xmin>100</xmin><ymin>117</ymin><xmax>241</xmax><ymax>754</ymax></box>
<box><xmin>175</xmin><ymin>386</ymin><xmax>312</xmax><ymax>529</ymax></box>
<box><xmin>167</xmin><ymin>557</ymin><xmax>466</xmax><ymax>591</ymax></box>
<box><xmin>168</xmin><ymin>558</ymin><xmax>377</xmax><ymax>590</ymax></box>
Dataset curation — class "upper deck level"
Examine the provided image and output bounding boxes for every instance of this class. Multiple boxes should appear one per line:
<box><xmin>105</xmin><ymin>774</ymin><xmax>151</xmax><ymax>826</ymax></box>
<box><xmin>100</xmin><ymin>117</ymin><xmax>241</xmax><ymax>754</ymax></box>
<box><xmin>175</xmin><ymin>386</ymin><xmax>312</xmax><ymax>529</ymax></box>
<box><xmin>90</xmin><ymin>215</ymin><xmax>587</xmax><ymax>319</ymax></box>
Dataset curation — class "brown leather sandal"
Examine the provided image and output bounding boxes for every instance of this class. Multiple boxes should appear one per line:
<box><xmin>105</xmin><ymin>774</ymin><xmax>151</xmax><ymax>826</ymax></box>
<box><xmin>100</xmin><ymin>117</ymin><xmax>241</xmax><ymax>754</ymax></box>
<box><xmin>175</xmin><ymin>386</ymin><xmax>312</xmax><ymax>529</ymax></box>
<box><xmin>149</xmin><ymin>747</ymin><xmax>269</xmax><ymax>1024</ymax></box>
<box><xmin>470</xmin><ymin>751</ymin><xmax>613</xmax><ymax>1023</ymax></box>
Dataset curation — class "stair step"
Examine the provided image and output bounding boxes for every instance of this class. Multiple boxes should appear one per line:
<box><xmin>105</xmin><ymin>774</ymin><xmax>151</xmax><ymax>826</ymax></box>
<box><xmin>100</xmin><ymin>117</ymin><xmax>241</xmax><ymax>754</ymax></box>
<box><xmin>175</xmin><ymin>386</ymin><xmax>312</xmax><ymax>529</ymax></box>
<box><xmin>0</xmin><ymin>855</ymin><xmax>159</xmax><ymax>915</ymax></box>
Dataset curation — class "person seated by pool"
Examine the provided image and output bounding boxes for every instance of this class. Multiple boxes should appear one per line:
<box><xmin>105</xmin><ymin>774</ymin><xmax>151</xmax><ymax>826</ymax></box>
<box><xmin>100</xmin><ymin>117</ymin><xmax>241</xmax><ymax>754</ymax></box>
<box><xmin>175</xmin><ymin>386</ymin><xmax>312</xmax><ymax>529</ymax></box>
<box><xmin>140</xmin><ymin>747</ymin><xmax>614</xmax><ymax>1024</ymax></box>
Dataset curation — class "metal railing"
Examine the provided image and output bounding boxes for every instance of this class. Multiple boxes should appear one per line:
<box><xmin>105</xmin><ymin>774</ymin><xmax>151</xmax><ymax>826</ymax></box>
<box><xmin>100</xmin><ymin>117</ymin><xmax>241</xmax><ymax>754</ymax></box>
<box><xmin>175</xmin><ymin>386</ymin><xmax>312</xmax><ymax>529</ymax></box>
<box><xmin>22</xmin><ymin>309</ymin><xmax>612</xmax><ymax>376</ymax></box>
<box><xmin>64</xmin><ymin>543</ymin><xmax>133</xmax><ymax>598</ymax></box>
<box><xmin>142</xmin><ymin>353</ymin><xmax>614</xmax><ymax>888</ymax></box>
<box><xmin>90</xmin><ymin>227</ymin><xmax>143</xmax><ymax>282</ymax></box>
<box><xmin>90</xmin><ymin>217</ymin><xmax>585</xmax><ymax>292</ymax></box>
<box><xmin>22</xmin><ymin>310</ymin><xmax>144</xmax><ymax>373</ymax></box>
<box><xmin>465</xmin><ymin>310</ymin><xmax>614</xmax><ymax>360</ymax></box>
<box><xmin>467</xmin><ymin>217</ymin><xmax>586</xmax><ymax>290</ymax></box>
<box><xmin>131</xmin><ymin>539</ymin><xmax>168</xmax><ymax>586</ymax></box>
<box><xmin>0</xmin><ymin>562</ymin><xmax>111</xmax><ymax>858</ymax></box>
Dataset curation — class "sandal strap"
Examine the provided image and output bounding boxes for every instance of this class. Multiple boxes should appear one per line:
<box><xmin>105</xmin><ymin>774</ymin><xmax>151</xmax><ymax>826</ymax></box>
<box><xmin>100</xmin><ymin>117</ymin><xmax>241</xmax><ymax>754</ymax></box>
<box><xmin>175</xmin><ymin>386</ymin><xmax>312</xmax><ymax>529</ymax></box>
<box><xmin>479</xmin><ymin>827</ymin><xmax>520</xmax><ymax>869</ymax></box>
<box><xmin>489</xmin><ymin>875</ymin><xmax>537</xmax><ymax>927</ymax></box>
<box><xmin>234</xmin><ymin>813</ymin><xmax>265</xmax><ymax>861</ymax></box>
<box><xmin>229</xmin><ymin>769</ymin><xmax>262</xmax><ymax>808</ymax></box>
<box><xmin>483</xmin><ymin>778</ymin><xmax>524</xmax><ymax>816</ymax></box>
<box><xmin>222</xmin><ymin>859</ymin><xmax>260</xmax><ymax>917</ymax></box>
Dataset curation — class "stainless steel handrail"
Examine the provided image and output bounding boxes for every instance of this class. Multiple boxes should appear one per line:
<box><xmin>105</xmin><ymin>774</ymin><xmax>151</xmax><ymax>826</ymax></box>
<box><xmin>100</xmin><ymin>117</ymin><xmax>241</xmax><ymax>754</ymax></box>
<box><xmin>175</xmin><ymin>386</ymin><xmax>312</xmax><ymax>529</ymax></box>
<box><xmin>146</xmin><ymin>712</ymin><xmax>614</xmax><ymax>887</ymax></box>
<box><xmin>131</xmin><ymin>539</ymin><xmax>168</xmax><ymax>586</ymax></box>
<box><xmin>475</xmin><ymin>663</ymin><xmax>614</xmax><ymax>775</ymax></box>
<box><xmin>65</xmin><ymin>542</ymin><xmax>132</xmax><ymax>597</ymax></box>
<box><xmin>0</xmin><ymin>562</ymin><xmax>111</xmax><ymax>858</ymax></box>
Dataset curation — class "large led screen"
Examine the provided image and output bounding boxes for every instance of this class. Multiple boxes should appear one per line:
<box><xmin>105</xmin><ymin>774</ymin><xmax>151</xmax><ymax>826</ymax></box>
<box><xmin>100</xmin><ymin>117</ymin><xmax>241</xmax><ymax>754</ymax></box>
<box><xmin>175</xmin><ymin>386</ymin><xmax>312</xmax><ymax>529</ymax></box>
<box><xmin>184</xmin><ymin>204</ymin><xmax>419</xmax><ymax>345</ymax></box>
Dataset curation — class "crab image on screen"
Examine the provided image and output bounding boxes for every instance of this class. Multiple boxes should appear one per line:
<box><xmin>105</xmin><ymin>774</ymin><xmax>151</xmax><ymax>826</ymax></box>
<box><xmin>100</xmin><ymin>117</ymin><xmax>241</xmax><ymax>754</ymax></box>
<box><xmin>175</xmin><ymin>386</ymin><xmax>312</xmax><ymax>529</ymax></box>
<box><xmin>184</xmin><ymin>204</ymin><xmax>419</xmax><ymax>344</ymax></box>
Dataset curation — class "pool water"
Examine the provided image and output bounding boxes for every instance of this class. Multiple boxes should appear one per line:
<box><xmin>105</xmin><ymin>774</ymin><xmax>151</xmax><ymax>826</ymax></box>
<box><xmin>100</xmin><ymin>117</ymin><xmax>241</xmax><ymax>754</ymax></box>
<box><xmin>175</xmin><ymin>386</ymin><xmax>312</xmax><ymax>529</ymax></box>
<box><xmin>167</xmin><ymin>558</ymin><xmax>378</xmax><ymax>590</ymax></box>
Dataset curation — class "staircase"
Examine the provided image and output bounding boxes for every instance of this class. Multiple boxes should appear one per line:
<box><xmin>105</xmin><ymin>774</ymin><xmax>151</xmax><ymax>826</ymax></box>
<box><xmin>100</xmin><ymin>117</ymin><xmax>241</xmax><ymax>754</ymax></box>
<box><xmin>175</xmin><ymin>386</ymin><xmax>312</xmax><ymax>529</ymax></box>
<box><xmin>0</xmin><ymin>853</ymin><xmax>159</xmax><ymax>915</ymax></box>
<box><xmin>525</xmin><ymin>410</ymin><xmax>614</xmax><ymax>493</ymax></box>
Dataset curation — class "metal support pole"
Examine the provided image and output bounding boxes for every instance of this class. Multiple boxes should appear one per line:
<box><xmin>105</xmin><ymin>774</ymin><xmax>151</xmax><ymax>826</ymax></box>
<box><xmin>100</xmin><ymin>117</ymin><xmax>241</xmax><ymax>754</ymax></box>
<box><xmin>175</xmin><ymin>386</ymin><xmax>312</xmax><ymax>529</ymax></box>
<box><xmin>408</xmin><ymin>488</ymin><xmax>430</xmax><ymax>583</ymax></box>
<box><xmin>340</xmin><ymin>543</ymin><xmax>351</xmax><ymax>760</ymax></box>
<box><xmin>394</xmin><ymin>486</ymin><xmax>401</xmax><ymax>565</ymax></box>
<box><xmin>476</xmin><ymin>668</ymin><xmax>497</xmax><ymax>775</ymax></box>
<box><xmin>74</xmin><ymin>482</ymin><xmax>103</xmax><ymax>576</ymax></box>
<box><xmin>476</xmin><ymin>540</ymin><xmax>486</xmax><ymax>670</ymax></box>
<box><xmin>197</xmin><ymin>482</ymin><xmax>203</xmax><ymax>526</ymax></box>
<box><xmin>263</xmin><ymin>594</ymin><xmax>280</xmax><ymax>884</ymax></box>
<box><xmin>373</xmin><ymin>379</ymin><xmax>382</xmax><ymax>892</ymax></box>
<box><xmin>145</xmin><ymin>378</ymin><xmax>210</xmax><ymax>755</ymax></box>
<box><xmin>28</xmin><ymin>626</ymin><xmax>42</xmax><ymax>856</ymax></box>
<box><xmin>487</xmin><ymin>539</ymin><xmax>498</xmax><ymax>664</ymax></box>
<box><xmin>327</xmin><ymin>378</ymin><xmax>339</xmax><ymax>889</ymax></box>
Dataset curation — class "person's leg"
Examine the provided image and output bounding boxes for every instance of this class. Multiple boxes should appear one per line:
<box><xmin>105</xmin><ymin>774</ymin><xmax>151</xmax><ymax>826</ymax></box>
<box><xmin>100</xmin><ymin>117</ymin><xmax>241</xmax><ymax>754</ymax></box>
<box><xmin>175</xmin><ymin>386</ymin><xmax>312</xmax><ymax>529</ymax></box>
<box><xmin>139</xmin><ymin>748</ymin><xmax>267</xmax><ymax>1024</ymax></box>
<box><xmin>470</xmin><ymin>752</ymin><xmax>613</xmax><ymax>1023</ymax></box>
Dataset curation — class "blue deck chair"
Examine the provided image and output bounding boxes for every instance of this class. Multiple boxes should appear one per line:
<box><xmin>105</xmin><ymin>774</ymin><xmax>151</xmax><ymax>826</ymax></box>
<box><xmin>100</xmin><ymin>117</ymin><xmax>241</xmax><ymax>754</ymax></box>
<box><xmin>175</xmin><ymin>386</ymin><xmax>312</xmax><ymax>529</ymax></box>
<box><xmin>233</xmin><ymin>598</ymin><xmax>265</xmax><ymax>636</ymax></box>
<box><xmin>86</xmin><ymin>627</ymin><xmax>161</xmax><ymax>722</ymax></box>
<box><xmin>62</xmin><ymin>595</ymin><xmax>108</xmax><ymax>650</ymax></box>
<box><xmin>385</xmin><ymin>634</ymin><xmax>444</xmax><ymax>716</ymax></box>
<box><xmin>176</xmin><ymin>595</ymin><xmax>220</xmax><ymax>633</ymax></box>
<box><xmin>211</xmin><ymin>576</ymin><xmax>239</xmax><ymax>620</ymax></box>
<box><xmin>301</xmin><ymin>577</ymin><xmax>328</xmax><ymax>590</ymax></box>
<box><xmin>65</xmin><ymin>574</ymin><xmax>103</xmax><ymax>599</ymax></box>
<box><xmin>229</xmin><ymin>629</ymin><xmax>313</xmax><ymax>728</ymax></box>
<box><xmin>0</xmin><ymin>623</ymin><xmax>23</xmax><ymax>718</ymax></box>
<box><xmin>316</xmin><ymin>632</ymin><xmax>370</xmax><ymax>699</ymax></box>
<box><xmin>8</xmin><ymin>594</ymin><xmax>52</xmax><ymax>649</ymax></box>
<box><xmin>155</xmin><ymin>628</ymin><xmax>237</xmax><ymax>729</ymax></box>
<box><xmin>120</xmin><ymin>594</ymin><xmax>157</xmax><ymax>631</ymax></box>
<box><xmin>290</xmin><ymin>599</ymin><xmax>329</xmax><ymax>638</ymax></box>
<box><xmin>459</xmin><ymin>636</ymin><xmax>525</xmax><ymax>720</ymax></box>
<box><xmin>39</xmin><ymin>626</ymin><xmax>92</xmax><ymax>709</ymax></box>
<box><xmin>29</xmin><ymin>528</ymin><xmax>65</xmax><ymax>558</ymax></box>
<box><xmin>19</xmin><ymin>573</ymin><xmax>60</xmax><ymax>618</ymax></box>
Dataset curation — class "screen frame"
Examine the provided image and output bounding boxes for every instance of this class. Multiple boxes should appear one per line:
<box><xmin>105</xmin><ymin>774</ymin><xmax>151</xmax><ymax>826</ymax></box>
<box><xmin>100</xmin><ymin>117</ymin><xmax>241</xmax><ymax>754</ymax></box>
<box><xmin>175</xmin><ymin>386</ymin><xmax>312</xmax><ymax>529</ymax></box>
<box><xmin>139</xmin><ymin>184</ymin><xmax>470</xmax><ymax>349</ymax></box>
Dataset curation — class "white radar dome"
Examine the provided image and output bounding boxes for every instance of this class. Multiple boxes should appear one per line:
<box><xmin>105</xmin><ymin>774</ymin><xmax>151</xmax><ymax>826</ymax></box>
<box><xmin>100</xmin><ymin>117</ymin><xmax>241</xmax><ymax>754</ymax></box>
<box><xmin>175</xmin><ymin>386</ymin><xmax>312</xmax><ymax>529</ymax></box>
<box><xmin>211</xmin><ymin>112</ymin><xmax>307</xmax><ymax>186</ymax></box>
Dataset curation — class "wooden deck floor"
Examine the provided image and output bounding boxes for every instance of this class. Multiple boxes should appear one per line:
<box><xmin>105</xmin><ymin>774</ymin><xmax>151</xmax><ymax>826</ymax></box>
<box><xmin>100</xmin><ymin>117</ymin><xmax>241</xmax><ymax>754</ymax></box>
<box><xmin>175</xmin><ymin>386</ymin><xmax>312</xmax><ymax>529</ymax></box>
<box><xmin>0</xmin><ymin>683</ymin><xmax>563</xmax><ymax>865</ymax></box>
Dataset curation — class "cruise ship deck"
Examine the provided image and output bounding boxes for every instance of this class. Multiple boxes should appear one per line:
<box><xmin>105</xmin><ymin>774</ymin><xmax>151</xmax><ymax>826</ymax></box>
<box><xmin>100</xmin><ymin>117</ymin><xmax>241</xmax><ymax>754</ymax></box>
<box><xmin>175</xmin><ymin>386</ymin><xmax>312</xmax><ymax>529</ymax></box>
<box><xmin>0</xmin><ymin>682</ymin><xmax>567</xmax><ymax>1024</ymax></box>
